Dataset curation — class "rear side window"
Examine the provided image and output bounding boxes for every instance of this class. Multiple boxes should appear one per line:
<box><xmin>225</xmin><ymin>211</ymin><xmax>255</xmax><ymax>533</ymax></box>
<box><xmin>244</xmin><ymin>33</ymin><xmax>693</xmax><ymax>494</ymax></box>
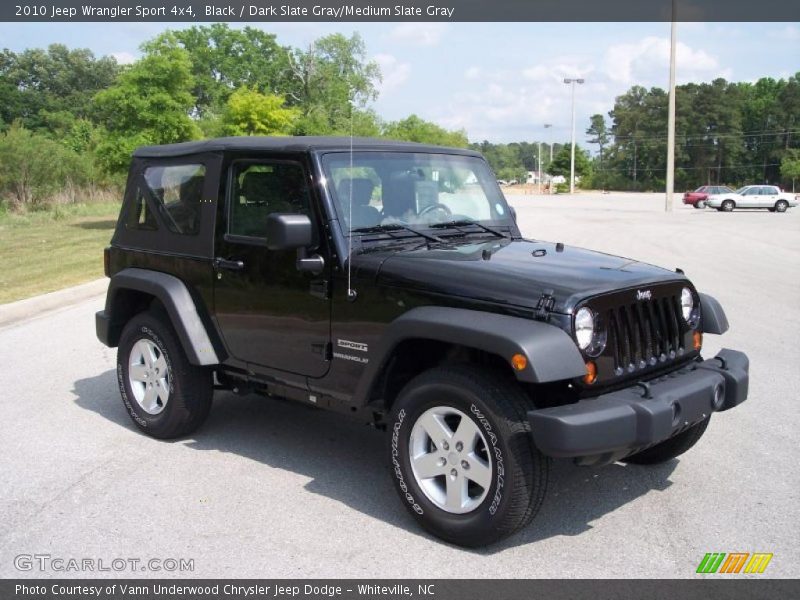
<box><xmin>128</xmin><ymin>164</ymin><xmax>206</xmax><ymax>235</ymax></box>
<box><xmin>228</xmin><ymin>162</ymin><xmax>310</xmax><ymax>239</ymax></box>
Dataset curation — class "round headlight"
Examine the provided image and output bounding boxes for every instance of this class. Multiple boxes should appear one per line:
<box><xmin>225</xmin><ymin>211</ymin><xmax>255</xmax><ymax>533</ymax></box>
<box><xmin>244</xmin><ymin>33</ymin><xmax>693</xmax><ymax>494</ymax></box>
<box><xmin>574</xmin><ymin>307</ymin><xmax>595</xmax><ymax>350</ymax></box>
<box><xmin>680</xmin><ymin>287</ymin><xmax>694</xmax><ymax>321</ymax></box>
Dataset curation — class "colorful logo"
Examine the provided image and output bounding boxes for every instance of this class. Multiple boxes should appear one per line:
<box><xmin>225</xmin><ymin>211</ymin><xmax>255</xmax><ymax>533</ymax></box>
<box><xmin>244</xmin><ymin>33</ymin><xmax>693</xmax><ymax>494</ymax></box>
<box><xmin>697</xmin><ymin>552</ymin><xmax>773</xmax><ymax>574</ymax></box>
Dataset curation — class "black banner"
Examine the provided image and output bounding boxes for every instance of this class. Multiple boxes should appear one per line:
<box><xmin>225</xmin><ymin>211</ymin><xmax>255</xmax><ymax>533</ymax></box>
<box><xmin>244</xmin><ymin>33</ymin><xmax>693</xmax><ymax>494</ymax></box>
<box><xmin>3</xmin><ymin>580</ymin><xmax>800</xmax><ymax>600</ymax></box>
<box><xmin>2</xmin><ymin>0</ymin><xmax>800</xmax><ymax>22</ymax></box>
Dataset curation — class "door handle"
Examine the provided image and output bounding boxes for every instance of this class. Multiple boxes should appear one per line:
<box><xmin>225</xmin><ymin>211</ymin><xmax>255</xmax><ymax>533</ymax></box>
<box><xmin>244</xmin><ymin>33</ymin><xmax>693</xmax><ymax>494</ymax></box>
<box><xmin>214</xmin><ymin>258</ymin><xmax>245</xmax><ymax>271</ymax></box>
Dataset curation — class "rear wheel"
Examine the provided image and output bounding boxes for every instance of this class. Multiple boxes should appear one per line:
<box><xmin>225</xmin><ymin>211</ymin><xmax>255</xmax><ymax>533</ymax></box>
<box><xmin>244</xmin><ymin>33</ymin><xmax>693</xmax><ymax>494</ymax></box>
<box><xmin>387</xmin><ymin>365</ymin><xmax>548</xmax><ymax>547</ymax></box>
<box><xmin>623</xmin><ymin>418</ymin><xmax>710</xmax><ymax>465</ymax></box>
<box><xmin>775</xmin><ymin>200</ymin><xmax>789</xmax><ymax>213</ymax></box>
<box><xmin>721</xmin><ymin>200</ymin><xmax>735</xmax><ymax>212</ymax></box>
<box><xmin>117</xmin><ymin>311</ymin><xmax>212</xmax><ymax>439</ymax></box>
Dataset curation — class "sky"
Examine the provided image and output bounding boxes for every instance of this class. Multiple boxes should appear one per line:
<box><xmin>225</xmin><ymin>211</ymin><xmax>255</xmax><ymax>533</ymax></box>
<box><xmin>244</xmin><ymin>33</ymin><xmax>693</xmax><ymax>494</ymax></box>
<box><xmin>1</xmin><ymin>21</ymin><xmax>798</xmax><ymax>145</ymax></box>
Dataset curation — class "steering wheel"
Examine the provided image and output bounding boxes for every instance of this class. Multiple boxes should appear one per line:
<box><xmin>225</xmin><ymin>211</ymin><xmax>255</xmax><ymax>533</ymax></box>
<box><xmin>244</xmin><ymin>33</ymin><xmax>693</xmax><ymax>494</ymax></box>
<box><xmin>418</xmin><ymin>203</ymin><xmax>452</xmax><ymax>218</ymax></box>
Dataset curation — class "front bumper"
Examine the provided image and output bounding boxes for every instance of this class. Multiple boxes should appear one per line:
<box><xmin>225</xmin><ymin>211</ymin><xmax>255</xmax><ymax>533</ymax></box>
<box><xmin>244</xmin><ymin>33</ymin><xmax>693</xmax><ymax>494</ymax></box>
<box><xmin>528</xmin><ymin>349</ymin><xmax>749</xmax><ymax>465</ymax></box>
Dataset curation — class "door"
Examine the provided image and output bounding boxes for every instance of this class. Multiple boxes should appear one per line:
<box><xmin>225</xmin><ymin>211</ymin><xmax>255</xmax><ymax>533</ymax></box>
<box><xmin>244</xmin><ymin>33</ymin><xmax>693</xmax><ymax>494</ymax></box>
<box><xmin>739</xmin><ymin>187</ymin><xmax>760</xmax><ymax>208</ymax></box>
<box><xmin>213</xmin><ymin>158</ymin><xmax>331</xmax><ymax>377</ymax></box>
<box><xmin>759</xmin><ymin>186</ymin><xmax>778</xmax><ymax>208</ymax></box>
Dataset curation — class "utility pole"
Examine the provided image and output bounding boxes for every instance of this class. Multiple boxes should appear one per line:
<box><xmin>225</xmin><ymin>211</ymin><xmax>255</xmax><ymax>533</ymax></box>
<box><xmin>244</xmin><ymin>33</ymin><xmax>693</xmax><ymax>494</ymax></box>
<box><xmin>665</xmin><ymin>0</ymin><xmax>677</xmax><ymax>212</ymax></box>
<box><xmin>537</xmin><ymin>141</ymin><xmax>543</xmax><ymax>193</ymax></box>
<box><xmin>564</xmin><ymin>78</ymin><xmax>584</xmax><ymax>194</ymax></box>
<box><xmin>544</xmin><ymin>123</ymin><xmax>552</xmax><ymax>193</ymax></box>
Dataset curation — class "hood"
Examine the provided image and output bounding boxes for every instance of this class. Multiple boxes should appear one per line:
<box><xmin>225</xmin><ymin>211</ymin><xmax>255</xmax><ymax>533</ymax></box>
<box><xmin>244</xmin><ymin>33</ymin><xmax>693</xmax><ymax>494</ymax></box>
<box><xmin>363</xmin><ymin>238</ymin><xmax>686</xmax><ymax>313</ymax></box>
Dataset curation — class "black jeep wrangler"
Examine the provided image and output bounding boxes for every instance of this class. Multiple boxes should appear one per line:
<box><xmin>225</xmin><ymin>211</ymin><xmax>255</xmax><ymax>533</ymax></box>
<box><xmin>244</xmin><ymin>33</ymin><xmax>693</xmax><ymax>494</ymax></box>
<box><xmin>96</xmin><ymin>136</ymin><xmax>749</xmax><ymax>547</ymax></box>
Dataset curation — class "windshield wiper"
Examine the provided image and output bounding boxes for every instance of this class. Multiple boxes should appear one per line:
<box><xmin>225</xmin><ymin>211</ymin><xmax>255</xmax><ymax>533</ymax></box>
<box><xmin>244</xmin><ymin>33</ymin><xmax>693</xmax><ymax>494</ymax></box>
<box><xmin>352</xmin><ymin>223</ymin><xmax>445</xmax><ymax>244</ymax></box>
<box><xmin>429</xmin><ymin>219</ymin><xmax>509</xmax><ymax>238</ymax></box>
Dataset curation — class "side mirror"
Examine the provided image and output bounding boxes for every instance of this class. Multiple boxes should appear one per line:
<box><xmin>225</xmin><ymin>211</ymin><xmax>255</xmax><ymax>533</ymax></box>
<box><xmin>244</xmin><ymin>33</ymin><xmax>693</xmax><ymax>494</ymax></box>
<box><xmin>509</xmin><ymin>206</ymin><xmax>517</xmax><ymax>222</ymax></box>
<box><xmin>266</xmin><ymin>213</ymin><xmax>325</xmax><ymax>275</ymax></box>
<box><xmin>266</xmin><ymin>213</ymin><xmax>313</xmax><ymax>251</ymax></box>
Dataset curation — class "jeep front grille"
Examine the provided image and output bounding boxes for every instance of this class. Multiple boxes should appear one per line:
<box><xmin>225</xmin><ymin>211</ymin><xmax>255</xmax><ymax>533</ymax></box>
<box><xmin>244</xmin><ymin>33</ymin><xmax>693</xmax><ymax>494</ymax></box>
<box><xmin>605</xmin><ymin>294</ymin><xmax>684</xmax><ymax>376</ymax></box>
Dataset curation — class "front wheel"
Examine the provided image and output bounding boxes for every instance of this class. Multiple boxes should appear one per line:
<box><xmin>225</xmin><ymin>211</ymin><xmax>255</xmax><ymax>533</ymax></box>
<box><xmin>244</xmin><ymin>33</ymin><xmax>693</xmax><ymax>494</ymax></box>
<box><xmin>721</xmin><ymin>200</ymin><xmax>735</xmax><ymax>212</ymax></box>
<box><xmin>117</xmin><ymin>311</ymin><xmax>212</xmax><ymax>439</ymax></box>
<box><xmin>387</xmin><ymin>365</ymin><xmax>549</xmax><ymax>547</ymax></box>
<box><xmin>775</xmin><ymin>200</ymin><xmax>789</xmax><ymax>213</ymax></box>
<box><xmin>623</xmin><ymin>417</ymin><xmax>710</xmax><ymax>465</ymax></box>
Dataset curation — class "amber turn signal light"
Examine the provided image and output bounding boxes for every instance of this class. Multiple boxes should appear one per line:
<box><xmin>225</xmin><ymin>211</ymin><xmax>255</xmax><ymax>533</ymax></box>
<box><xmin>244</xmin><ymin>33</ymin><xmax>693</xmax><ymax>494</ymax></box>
<box><xmin>693</xmin><ymin>331</ymin><xmax>703</xmax><ymax>351</ymax></box>
<box><xmin>583</xmin><ymin>361</ymin><xmax>597</xmax><ymax>385</ymax></box>
<box><xmin>511</xmin><ymin>353</ymin><xmax>528</xmax><ymax>371</ymax></box>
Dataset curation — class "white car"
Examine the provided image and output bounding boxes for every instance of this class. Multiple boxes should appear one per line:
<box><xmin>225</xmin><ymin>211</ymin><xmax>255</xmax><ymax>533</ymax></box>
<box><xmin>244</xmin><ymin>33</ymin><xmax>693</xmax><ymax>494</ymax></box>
<box><xmin>706</xmin><ymin>185</ymin><xmax>798</xmax><ymax>213</ymax></box>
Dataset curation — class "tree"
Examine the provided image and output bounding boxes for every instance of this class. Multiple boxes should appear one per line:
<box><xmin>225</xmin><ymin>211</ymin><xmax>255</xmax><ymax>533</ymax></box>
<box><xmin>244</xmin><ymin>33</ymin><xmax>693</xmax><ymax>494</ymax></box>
<box><xmin>586</xmin><ymin>114</ymin><xmax>610</xmax><ymax>163</ymax></box>
<box><xmin>781</xmin><ymin>150</ymin><xmax>800</xmax><ymax>191</ymax></box>
<box><xmin>548</xmin><ymin>144</ymin><xmax>592</xmax><ymax>181</ymax></box>
<box><xmin>0</xmin><ymin>44</ymin><xmax>120</xmax><ymax>131</ymax></box>
<box><xmin>286</xmin><ymin>33</ymin><xmax>381</xmax><ymax>135</ymax></box>
<box><xmin>382</xmin><ymin>115</ymin><xmax>468</xmax><ymax>147</ymax></box>
<box><xmin>143</xmin><ymin>24</ymin><xmax>291</xmax><ymax>117</ymax></box>
<box><xmin>94</xmin><ymin>41</ymin><xmax>200</xmax><ymax>172</ymax></box>
<box><xmin>220</xmin><ymin>88</ymin><xmax>299</xmax><ymax>136</ymax></box>
<box><xmin>0</xmin><ymin>122</ymin><xmax>93</xmax><ymax>209</ymax></box>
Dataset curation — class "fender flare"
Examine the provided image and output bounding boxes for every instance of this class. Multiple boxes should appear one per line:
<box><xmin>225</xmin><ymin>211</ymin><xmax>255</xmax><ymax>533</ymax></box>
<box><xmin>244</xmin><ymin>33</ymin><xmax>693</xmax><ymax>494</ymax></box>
<box><xmin>699</xmin><ymin>293</ymin><xmax>729</xmax><ymax>335</ymax></box>
<box><xmin>354</xmin><ymin>306</ymin><xmax>586</xmax><ymax>402</ymax></box>
<box><xmin>101</xmin><ymin>268</ymin><xmax>220</xmax><ymax>365</ymax></box>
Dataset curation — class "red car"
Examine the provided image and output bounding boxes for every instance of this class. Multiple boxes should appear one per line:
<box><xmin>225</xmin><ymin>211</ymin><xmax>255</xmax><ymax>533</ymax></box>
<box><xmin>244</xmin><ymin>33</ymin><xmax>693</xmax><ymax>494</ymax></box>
<box><xmin>683</xmin><ymin>185</ymin><xmax>734</xmax><ymax>208</ymax></box>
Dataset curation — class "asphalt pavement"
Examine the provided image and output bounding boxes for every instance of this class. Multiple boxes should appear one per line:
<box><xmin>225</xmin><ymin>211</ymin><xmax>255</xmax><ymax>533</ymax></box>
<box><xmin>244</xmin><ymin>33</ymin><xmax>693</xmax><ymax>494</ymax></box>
<box><xmin>0</xmin><ymin>193</ymin><xmax>797</xmax><ymax>578</ymax></box>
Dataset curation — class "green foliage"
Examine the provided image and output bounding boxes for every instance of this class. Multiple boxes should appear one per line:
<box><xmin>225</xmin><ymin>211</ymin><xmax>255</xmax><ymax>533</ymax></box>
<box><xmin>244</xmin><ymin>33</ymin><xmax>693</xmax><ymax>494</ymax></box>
<box><xmin>549</xmin><ymin>144</ymin><xmax>592</xmax><ymax>181</ymax></box>
<box><xmin>220</xmin><ymin>88</ymin><xmax>299</xmax><ymax>136</ymax></box>
<box><xmin>781</xmin><ymin>150</ymin><xmax>800</xmax><ymax>182</ymax></box>
<box><xmin>94</xmin><ymin>41</ymin><xmax>200</xmax><ymax>172</ymax></box>
<box><xmin>143</xmin><ymin>24</ymin><xmax>291</xmax><ymax>117</ymax></box>
<box><xmin>0</xmin><ymin>44</ymin><xmax>120</xmax><ymax>130</ymax></box>
<box><xmin>602</xmin><ymin>74</ymin><xmax>800</xmax><ymax>190</ymax></box>
<box><xmin>288</xmin><ymin>33</ymin><xmax>381</xmax><ymax>135</ymax></box>
<box><xmin>0</xmin><ymin>123</ymin><xmax>96</xmax><ymax>209</ymax></box>
<box><xmin>382</xmin><ymin>114</ymin><xmax>468</xmax><ymax>147</ymax></box>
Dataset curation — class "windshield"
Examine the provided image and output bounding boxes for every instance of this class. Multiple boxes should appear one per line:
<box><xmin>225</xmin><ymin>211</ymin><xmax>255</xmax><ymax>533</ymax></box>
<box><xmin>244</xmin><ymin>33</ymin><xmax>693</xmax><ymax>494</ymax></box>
<box><xmin>321</xmin><ymin>151</ymin><xmax>513</xmax><ymax>232</ymax></box>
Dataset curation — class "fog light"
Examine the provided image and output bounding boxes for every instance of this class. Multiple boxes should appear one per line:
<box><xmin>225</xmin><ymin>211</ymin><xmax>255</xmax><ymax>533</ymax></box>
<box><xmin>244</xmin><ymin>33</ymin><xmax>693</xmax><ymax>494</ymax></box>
<box><xmin>712</xmin><ymin>383</ymin><xmax>725</xmax><ymax>410</ymax></box>
<box><xmin>583</xmin><ymin>361</ymin><xmax>597</xmax><ymax>385</ymax></box>
<box><xmin>693</xmin><ymin>331</ymin><xmax>703</xmax><ymax>351</ymax></box>
<box><xmin>511</xmin><ymin>353</ymin><xmax>527</xmax><ymax>371</ymax></box>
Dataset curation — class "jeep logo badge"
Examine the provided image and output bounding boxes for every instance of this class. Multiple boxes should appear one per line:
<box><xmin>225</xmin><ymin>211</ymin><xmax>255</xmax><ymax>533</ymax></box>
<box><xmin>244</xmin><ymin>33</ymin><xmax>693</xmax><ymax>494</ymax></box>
<box><xmin>636</xmin><ymin>289</ymin><xmax>653</xmax><ymax>301</ymax></box>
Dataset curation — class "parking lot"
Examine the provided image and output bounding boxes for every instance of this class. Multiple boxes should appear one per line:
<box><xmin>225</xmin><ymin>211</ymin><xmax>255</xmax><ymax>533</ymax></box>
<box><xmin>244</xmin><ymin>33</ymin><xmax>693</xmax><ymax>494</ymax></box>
<box><xmin>0</xmin><ymin>192</ymin><xmax>798</xmax><ymax>578</ymax></box>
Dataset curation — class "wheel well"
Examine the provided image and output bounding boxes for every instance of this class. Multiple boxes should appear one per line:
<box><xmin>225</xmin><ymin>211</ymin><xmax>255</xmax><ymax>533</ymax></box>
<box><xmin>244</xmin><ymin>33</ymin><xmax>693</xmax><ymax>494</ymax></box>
<box><xmin>375</xmin><ymin>339</ymin><xmax>516</xmax><ymax>410</ymax></box>
<box><xmin>107</xmin><ymin>289</ymin><xmax>165</xmax><ymax>346</ymax></box>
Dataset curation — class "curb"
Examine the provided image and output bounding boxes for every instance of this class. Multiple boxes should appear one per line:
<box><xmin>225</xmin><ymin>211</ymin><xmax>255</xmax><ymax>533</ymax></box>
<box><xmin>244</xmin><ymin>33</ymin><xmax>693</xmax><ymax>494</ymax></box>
<box><xmin>0</xmin><ymin>278</ymin><xmax>108</xmax><ymax>329</ymax></box>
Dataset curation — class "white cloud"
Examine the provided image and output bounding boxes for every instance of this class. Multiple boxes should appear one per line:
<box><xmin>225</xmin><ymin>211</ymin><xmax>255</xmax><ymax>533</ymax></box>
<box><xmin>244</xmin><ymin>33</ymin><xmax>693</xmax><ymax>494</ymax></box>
<box><xmin>374</xmin><ymin>54</ymin><xmax>411</xmax><ymax>93</ymax></box>
<box><xmin>389</xmin><ymin>23</ymin><xmax>447</xmax><ymax>47</ymax></box>
<box><xmin>775</xmin><ymin>25</ymin><xmax>799</xmax><ymax>40</ymax></box>
<box><xmin>111</xmin><ymin>51</ymin><xmax>136</xmax><ymax>65</ymax></box>
<box><xmin>465</xmin><ymin>66</ymin><xmax>482</xmax><ymax>80</ymax></box>
<box><xmin>604</xmin><ymin>36</ymin><xmax>726</xmax><ymax>85</ymax></box>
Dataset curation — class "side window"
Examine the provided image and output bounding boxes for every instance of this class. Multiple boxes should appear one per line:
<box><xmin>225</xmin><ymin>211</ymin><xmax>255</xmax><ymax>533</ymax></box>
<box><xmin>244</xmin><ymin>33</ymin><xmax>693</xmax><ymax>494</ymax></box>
<box><xmin>134</xmin><ymin>164</ymin><xmax>206</xmax><ymax>235</ymax></box>
<box><xmin>228</xmin><ymin>162</ymin><xmax>311</xmax><ymax>239</ymax></box>
<box><xmin>126</xmin><ymin>186</ymin><xmax>158</xmax><ymax>231</ymax></box>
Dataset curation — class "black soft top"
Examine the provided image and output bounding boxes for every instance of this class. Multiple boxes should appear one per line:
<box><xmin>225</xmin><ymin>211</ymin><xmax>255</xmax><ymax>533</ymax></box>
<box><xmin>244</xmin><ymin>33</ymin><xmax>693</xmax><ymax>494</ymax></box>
<box><xmin>133</xmin><ymin>136</ymin><xmax>483</xmax><ymax>159</ymax></box>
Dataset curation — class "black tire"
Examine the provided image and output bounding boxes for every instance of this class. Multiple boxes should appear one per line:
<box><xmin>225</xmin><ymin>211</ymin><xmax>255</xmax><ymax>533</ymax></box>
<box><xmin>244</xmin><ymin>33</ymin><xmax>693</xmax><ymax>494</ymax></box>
<box><xmin>775</xmin><ymin>200</ymin><xmax>789</xmax><ymax>213</ymax></box>
<box><xmin>721</xmin><ymin>200</ymin><xmax>735</xmax><ymax>212</ymax></box>
<box><xmin>117</xmin><ymin>311</ymin><xmax>212</xmax><ymax>439</ymax></box>
<box><xmin>387</xmin><ymin>365</ymin><xmax>548</xmax><ymax>547</ymax></box>
<box><xmin>623</xmin><ymin>417</ymin><xmax>710</xmax><ymax>465</ymax></box>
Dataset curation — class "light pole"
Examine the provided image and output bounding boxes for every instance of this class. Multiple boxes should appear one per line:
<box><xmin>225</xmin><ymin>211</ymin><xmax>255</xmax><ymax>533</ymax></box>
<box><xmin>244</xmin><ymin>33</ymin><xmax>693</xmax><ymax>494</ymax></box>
<box><xmin>544</xmin><ymin>123</ymin><xmax>552</xmax><ymax>192</ymax></box>
<box><xmin>564</xmin><ymin>78</ymin><xmax>584</xmax><ymax>194</ymax></box>
<box><xmin>665</xmin><ymin>1</ymin><xmax>677</xmax><ymax>212</ymax></box>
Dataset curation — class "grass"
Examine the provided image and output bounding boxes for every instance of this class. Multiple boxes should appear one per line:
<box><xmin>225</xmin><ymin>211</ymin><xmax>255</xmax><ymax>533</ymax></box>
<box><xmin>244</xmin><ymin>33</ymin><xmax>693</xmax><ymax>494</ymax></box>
<box><xmin>0</xmin><ymin>202</ymin><xmax>121</xmax><ymax>304</ymax></box>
